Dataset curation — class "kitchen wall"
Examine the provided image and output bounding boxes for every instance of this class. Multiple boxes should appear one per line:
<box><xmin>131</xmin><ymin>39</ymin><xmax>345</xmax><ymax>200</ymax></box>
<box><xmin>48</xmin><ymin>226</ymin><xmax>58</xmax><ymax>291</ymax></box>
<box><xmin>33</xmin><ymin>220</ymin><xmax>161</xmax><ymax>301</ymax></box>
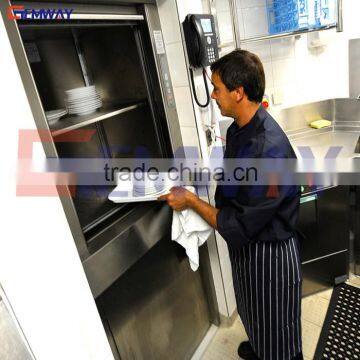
<box><xmin>217</xmin><ymin>0</ymin><xmax>360</xmax><ymax>127</ymax></box>
<box><xmin>0</xmin><ymin>16</ymin><xmax>113</xmax><ymax>360</ymax></box>
<box><xmin>156</xmin><ymin>0</ymin><xmax>201</xmax><ymax>155</ymax></box>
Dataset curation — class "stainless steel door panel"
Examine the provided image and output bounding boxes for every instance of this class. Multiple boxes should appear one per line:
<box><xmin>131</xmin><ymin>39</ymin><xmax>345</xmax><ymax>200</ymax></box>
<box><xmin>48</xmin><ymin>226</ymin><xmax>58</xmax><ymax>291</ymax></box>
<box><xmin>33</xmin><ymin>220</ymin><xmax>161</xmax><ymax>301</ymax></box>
<box><xmin>83</xmin><ymin>202</ymin><xmax>172</xmax><ymax>298</ymax></box>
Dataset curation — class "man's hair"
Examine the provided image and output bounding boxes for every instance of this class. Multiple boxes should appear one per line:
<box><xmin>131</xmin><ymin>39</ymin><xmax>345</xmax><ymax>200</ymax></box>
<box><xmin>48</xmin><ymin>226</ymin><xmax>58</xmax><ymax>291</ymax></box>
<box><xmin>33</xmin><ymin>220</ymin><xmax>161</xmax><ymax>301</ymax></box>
<box><xmin>210</xmin><ymin>49</ymin><xmax>265</xmax><ymax>103</ymax></box>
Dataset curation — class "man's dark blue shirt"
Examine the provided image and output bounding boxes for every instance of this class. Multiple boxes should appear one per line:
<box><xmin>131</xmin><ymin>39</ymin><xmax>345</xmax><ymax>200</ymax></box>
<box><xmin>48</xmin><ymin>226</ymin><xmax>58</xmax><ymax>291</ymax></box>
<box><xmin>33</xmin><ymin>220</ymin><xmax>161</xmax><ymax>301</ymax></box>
<box><xmin>215</xmin><ymin>105</ymin><xmax>300</xmax><ymax>249</ymax></box>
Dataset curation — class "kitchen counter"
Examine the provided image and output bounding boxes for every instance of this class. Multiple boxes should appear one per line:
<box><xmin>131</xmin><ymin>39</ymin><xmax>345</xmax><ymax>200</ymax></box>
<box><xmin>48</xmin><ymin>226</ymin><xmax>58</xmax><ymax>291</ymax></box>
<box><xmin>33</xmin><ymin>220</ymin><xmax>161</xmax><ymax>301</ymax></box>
<box><xmin>287</xmin><ymin>128</ymin><xmax>360</xmax><ymax>158</ymax></box>
<box><xmin>219</xmin><ymin>119</ymin><xmax>360</xmax><ymax>159</ymax></box>
<box><xmin>218</xmin><ymin>98</ymin><xmax>360</xmax><ymax>160</ymax></box>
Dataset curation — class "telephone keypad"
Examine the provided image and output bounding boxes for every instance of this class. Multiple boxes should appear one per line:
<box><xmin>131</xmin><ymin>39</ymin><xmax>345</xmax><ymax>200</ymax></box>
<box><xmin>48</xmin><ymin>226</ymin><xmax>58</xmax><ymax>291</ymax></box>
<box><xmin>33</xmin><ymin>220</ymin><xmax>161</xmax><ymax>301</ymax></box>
<box><xmin>207</xmin><ymin>47</ymin><xmax>216</xmax><ymax>63</ymax></box>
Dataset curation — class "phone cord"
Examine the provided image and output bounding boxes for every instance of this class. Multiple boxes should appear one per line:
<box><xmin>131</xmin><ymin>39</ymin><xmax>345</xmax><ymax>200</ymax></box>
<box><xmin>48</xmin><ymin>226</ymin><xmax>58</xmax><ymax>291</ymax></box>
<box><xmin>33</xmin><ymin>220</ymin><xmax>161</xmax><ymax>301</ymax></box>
<box><xmin>189</xmin><ymin>67</ymin><xmax>210</xmax><ymax>108</ymax></box>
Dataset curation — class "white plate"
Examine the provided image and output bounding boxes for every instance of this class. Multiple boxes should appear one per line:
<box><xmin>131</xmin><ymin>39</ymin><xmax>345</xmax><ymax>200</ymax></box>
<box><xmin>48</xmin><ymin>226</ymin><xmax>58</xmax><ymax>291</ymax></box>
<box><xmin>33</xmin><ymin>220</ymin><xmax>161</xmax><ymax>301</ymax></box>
<box><xmin>65</xmin><ymin>99</ymin><xmax>101</xmax><ymax>108</ymax></box>
<box><xmin>66</xmin><ymin>99</ymin><xmax>102</xmax><ymax>108</ymax></box>
<box><xmin>133</xmin><ymin>188</ymin><xmax>165</xmax><ymax>196</ymax></box>
<box><xmin>47</xmin><ymin>117</ymin><xmax>61</xmax><ymax>125</ymax></box>
<box><xmin>66</xmin><ymin>94</ymin><xmax>97</xmax><ymax>102</ymax></box>
<box><xmin>109</xmin><ymin>186</ymin><xmax>170</xmax><ymax>203</ymax></box>
<box><xmin>46</xmin><ymin>109</ymin><xmax>67</xmax><ymax>123</ymax></box>
<box><xmin>47</xmin><ymin>116</ymin><xmax>65</xmax><ymax>122</ymax></box>
<box><xmin>46</xmin><ymin>109</ymin><xmax>67</xmax><ymax>117</ymax></box>
<box><xmin>65</xmin><ymin>90</ymin><xmax>99</xmax><ymax>99</ymax></box>
<box><xmin>65</xmin><ymin>95</ymin><xmax>101</xmax><ymax>105</ymax></box>
<box><xmin>67</xmin><ymin>102</ymin><xmax>102</xmax><ymax>112</ymax></box>
<box><xmin>47</xmin><ymin>114</ymin><xmax>66</xmax><ymax>120</ymax></box>
<box><xmin>110</xmin><ymin>172</ymin><xmax>175</xmax><ymax>203</ymax></box>
<box><xmin>65</xmin><ymin>85</ymin><xmax>96</xmax><ymax>95</ymax></box>
<box><xmin>68</xmin><ymin>107</ymin><xmax>102</xmax><ymax>115</ymax></box>
<box><xmin>68</xmin><ymin>104</ymin><xmax>101</xmax><ymax>111</ymax></box>
<box><xmin>133</xmin><ymin>184</ymin><xmax>165</xmax><ymax>190</ymax></box>
<box><xmin>71</xmin><ymin>107</ymin><xmax>100</xmax><ymax>116</ymax></box>
<box><xmin>133</xmin><ymin>183</ymin><xmax>164</xmax><ymax>189</ymax></box>
<box><xmin>67</xmin><ymin>104</ymin><xmax>102</xmax><ymax>113</ymax></box>
<box><xmin>72</xmin><ymin>109</ymin><xmax>98</xmax><ymax>116</ymax></box>
<box><xmin>65</xmin><ymin>90</ymin><xmax>97</xmax><ymax>101</ymax></box>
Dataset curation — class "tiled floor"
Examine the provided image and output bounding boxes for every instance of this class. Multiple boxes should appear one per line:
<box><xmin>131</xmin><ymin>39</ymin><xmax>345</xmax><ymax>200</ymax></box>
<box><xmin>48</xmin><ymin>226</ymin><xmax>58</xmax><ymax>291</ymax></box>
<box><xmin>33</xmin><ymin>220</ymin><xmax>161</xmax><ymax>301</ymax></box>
<box><xmin>201</xmin><ymin>276</ymin><xmax>360</xmax><ymax>360</ymax></box>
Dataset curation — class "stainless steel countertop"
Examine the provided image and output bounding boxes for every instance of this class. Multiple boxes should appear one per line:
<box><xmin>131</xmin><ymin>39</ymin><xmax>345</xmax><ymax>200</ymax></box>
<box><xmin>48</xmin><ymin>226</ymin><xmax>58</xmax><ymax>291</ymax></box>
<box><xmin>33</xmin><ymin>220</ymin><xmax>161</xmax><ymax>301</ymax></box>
<box><xmin>219</xmin><ymin>99</ymin><xmax>360</xmax><ymax>158</ymax></box>
<box><xmin>288</xmin><ymin>129</ymin><xmax>360</xmax><ymax>158</ymax></box>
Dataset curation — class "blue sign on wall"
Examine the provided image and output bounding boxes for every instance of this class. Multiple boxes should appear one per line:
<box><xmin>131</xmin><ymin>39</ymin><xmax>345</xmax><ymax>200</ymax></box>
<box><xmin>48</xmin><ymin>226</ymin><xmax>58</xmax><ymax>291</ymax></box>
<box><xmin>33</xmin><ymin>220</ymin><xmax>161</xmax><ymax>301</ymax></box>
<box><xmin>266</xmin><ymin>0</ymin><xmax>337</xmax><ymax>35</ymax></box>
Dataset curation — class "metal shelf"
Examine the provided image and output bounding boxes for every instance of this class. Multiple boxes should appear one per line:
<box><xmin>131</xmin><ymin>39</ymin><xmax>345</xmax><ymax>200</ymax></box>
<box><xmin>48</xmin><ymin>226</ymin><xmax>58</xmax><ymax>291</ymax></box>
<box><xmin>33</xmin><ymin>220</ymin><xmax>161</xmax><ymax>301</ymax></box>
<box><xmin>239</xmin><ymin>25</ymin><xmax>337</xmax><ymax>45</ymax></box>
<box><xmin>50</xmin><ymin>101</ymin><xmax>146</xmax><ymax>137</ymax></box>
<box><xmin>227</xmin><ymin>0</ymin><xmax>342</xmax><ymax>47</ymax></box>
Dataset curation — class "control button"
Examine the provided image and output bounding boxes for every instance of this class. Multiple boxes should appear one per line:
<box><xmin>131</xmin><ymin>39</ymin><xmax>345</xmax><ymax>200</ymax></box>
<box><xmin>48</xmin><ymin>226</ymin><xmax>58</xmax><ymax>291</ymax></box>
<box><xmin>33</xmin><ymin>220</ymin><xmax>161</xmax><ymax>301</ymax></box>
<box><xmin>207</xmin><ymin>36</ymin><xmax>212</xmax><ymax>45</ymax></box>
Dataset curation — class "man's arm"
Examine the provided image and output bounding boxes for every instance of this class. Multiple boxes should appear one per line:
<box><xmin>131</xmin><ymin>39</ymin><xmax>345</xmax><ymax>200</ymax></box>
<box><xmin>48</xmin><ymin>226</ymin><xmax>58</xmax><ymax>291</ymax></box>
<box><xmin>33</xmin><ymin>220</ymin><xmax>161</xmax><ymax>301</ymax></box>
<box><xmin>188</xmin><ymin>193</ymin><xmax>219</xmax><ymax>229</ymax></box>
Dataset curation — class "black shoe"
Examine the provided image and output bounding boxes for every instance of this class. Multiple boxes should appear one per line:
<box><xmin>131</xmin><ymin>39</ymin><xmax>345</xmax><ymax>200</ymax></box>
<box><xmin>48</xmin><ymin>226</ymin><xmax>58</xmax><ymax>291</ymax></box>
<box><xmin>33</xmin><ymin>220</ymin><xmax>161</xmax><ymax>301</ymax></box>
<box><xmin>237</xmin><ymin>341</ymin><xmax>259</xmax><ymax>360</ymax></box>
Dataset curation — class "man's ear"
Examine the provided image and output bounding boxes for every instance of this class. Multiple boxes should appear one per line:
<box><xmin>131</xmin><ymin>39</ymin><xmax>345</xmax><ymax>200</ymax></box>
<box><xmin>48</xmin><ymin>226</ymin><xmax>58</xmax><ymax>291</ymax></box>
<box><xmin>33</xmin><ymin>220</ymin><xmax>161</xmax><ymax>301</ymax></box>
<box><xmin>234</xmin><ymin>86</ymin><xmax>245</xmax><ymax>102</ymax></box>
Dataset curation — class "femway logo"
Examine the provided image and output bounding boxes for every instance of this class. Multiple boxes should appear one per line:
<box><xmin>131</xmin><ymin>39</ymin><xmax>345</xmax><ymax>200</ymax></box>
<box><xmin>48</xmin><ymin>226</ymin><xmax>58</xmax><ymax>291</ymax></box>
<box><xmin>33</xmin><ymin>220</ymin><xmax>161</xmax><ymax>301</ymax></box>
<box><xmin>7</xmin><ymin>5</ymin><xmax>74</xmax><ymax>20</ymax></box>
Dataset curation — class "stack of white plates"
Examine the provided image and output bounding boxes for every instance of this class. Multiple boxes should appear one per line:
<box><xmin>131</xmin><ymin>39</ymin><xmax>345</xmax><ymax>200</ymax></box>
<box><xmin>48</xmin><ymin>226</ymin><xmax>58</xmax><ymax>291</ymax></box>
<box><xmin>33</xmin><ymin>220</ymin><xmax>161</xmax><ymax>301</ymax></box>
<box><xmin>132</xmin><ymin>172</ymin><xmax>166</xmax><ymax>196</ymax></box>
<box><xmin>45</xmin><ymin>109</ymin><xmax>67</xmax><ymax>125</ymax></box>
<box><xmin>64</xmin><ymin>85</ymin><xmax>102</xmax><ymax>116</ymax></box>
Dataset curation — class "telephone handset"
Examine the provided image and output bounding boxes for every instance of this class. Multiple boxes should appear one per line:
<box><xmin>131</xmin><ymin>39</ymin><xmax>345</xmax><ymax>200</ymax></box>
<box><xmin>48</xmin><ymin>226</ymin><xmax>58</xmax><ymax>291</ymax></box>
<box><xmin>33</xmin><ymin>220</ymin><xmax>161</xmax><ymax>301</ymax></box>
<box><xmin>191</xmin><ymin>16</ymin><xmax>205</xmax><ymax>67</ymax></box>
<box><xmin>182</xmin><ymin>14</ymin><xmax>219</xmax><ymax>107</ymax></box>
<box><xmin>182</xmin><ymin>14</ymin><xmax>218</xmax><ymax>68</ymax></box>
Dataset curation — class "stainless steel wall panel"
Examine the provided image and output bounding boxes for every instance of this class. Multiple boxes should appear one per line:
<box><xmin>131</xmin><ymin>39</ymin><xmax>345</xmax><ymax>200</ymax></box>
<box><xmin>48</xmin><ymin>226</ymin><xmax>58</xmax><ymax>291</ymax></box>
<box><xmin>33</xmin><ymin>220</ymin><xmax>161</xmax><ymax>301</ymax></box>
<box><xmin>102</xmin><ymin>105</ymin><xmax>162</xmax><ymax>158</ymax></box>
<box><xmin>20</xmin><ymin>28</ymin><xmax>85</xmax><ymax>111</ymax></box>
<box><xmin>349</xmin><ymin>39</ymin><xmax>360</xmax><ymax>99</ymax></box>
<box><xmin>80</xmin><ymin>26</ymin><xmax>148</xmax><ymax>104</ymax></box>
<box><xmin>334</xmin><ymin>98</ymin><xmax>360</xmax><ymax>123</ymax></box>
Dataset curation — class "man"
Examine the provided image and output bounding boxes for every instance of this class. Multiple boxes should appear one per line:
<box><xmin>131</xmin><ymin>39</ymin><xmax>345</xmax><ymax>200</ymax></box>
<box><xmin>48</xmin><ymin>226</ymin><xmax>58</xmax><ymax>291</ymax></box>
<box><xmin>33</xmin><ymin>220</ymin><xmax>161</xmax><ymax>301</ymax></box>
<box><xmin>159</xmin><ymin>49</ymin><xmax>302</xmax><ymax>360</ymax></box>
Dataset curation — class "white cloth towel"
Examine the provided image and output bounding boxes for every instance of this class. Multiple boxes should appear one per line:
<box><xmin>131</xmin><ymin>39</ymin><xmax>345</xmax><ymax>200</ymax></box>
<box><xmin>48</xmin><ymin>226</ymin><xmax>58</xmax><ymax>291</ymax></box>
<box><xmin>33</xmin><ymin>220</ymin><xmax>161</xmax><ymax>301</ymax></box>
<box><xmin>171</xmin><ymin>188</ymin><xmax>212</xmax><ymax>271</ymax></box>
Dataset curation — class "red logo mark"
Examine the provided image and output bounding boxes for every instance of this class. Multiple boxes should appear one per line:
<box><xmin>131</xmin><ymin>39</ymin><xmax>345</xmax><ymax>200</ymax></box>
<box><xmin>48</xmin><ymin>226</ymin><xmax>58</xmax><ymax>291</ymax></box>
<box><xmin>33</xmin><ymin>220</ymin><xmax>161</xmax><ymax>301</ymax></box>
<box><xmin>7</xmin><ymin>5</ymin><xmax>24</xmax><ymax>20</ymax></box>
<box><xmin>17</xmin><ymin>129</ymin><xmax>95</xmax><ymax>197</ymax></box>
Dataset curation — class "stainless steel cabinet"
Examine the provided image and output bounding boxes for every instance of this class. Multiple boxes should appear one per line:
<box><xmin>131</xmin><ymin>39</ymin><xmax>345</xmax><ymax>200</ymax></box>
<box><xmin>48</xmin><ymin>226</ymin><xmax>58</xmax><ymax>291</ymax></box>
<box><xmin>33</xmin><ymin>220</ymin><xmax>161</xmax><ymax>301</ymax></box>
<box><xmin>298</xmin><ymin>186</ymin><xmax>349</xmax><ymax>296</ymax></box>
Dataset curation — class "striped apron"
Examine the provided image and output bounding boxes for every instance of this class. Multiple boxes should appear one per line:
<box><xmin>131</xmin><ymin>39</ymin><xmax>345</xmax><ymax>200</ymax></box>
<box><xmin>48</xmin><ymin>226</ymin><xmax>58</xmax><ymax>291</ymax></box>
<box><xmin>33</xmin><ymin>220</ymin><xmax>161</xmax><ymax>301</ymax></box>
<box><xmin>228</xmin><ymin>237</ymin><xmax>302</xmax><ymax>360</ymax></box>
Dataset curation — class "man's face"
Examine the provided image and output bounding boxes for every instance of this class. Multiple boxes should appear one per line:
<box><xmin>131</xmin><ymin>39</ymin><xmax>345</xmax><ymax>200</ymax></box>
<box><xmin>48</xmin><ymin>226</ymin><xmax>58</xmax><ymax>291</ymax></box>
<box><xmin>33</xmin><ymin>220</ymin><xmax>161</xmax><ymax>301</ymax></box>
<box><xmin>211</xmin><ymin>72</ymin><xmax>240</xmax><ymax>118</ymax></box>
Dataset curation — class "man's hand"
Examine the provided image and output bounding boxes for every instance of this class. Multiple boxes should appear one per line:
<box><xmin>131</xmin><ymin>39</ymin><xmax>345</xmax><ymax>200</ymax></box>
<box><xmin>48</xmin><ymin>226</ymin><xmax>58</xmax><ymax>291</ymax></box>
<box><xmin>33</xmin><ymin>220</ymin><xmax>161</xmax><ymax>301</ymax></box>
<box><xmin>158</xmin><ymin>186</ymin><xmax>219</xmax><ymax>229</ymax></box>
<box><xmin>158</xmin><ymin>187</ymin><xmax>197</xmax><ymax>211</ymax></box>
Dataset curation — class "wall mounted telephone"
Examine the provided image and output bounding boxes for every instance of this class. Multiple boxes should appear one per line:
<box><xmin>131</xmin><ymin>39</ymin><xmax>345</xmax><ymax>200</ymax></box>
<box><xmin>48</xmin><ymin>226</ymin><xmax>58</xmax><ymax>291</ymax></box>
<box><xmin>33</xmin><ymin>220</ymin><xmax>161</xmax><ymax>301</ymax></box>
<box><xmin>183</xmin><ymin>14</ymin><xmax>219</xmax><ymax>68</ymax></box>
<box><xmin>182</xmin><ymin>14</ymin><xmax>219</xmax><ymax>108</ymax></box>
